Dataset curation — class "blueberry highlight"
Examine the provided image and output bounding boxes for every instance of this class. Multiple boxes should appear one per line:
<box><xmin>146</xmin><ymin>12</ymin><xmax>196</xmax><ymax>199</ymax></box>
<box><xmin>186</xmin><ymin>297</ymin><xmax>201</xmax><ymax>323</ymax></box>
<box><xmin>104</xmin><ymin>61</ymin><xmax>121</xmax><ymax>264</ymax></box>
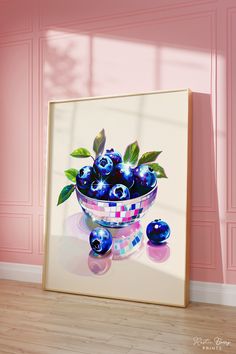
<box><xmin>88</xmin><ymin>180</ymin><xmax>110</xmax><ymax>200</ymax></box>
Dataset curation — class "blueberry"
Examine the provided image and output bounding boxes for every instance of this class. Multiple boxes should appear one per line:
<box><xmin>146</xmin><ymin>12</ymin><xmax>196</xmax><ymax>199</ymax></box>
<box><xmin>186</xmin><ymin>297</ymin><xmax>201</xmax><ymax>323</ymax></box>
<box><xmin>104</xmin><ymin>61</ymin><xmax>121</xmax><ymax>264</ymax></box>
<box><xmin>76</xmin><ymin>166</ymin><xmax>94</xmax><ymax>190</ymax></box>
<box><xmin>94</xmin><ymin>155</ymin><xmax>113</xmax><ymax>177</ymax></box>
<box><xmin>87</xmin><ymin>180</ymin><xmax>110</xmax><ymax>200</ymax></box>
<box><xmin>129</xmin><ymin>185</ymin><xmax>141</xmax><ymax>199</ymax></box>
<box><xmin>111</xmin><ymin>163</ymin><xmax>134</xmax><ymax>188</ymax></box>
<box><xmin>109</xmin><ymin>184</ymin><xmax>130</xmax><ymax>201</ymax></box>
<box><xmin>133</xmin><ymin>164</ymin><xmax>156</xmax><ymax>193</ymax></box>
<box><xmin>89</xmin><ymin>227</ymin><xmax>112</xmax><ymax>255</ymax></box>
<box><xmin>105</xmin><ymin>148</ymin><xmax>122</xmax><ymax>166</ymax></box>
<box><xmin>146</xmin><ymin>219</ymin><xmax>171</xmax><ymax>244</ymax></box>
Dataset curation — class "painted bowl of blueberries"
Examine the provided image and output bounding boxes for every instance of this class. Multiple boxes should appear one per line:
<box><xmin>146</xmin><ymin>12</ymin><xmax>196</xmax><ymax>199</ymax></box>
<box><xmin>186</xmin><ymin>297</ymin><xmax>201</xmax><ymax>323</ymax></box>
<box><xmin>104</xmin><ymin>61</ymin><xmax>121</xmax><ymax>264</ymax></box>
<box><xmin>75</xmin><ymin>149</ymin><xmax>158</xmax><ymax>228</ymax></box>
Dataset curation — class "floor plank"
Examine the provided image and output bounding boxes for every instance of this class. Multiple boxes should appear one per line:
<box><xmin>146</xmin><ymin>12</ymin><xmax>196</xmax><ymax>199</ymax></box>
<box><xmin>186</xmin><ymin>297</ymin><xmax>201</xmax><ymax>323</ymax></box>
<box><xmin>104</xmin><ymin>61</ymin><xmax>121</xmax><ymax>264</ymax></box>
<box><xmin>0</xmin><ymin>280</ymin><xmax>235</xmax><ymax>354</ymax></box>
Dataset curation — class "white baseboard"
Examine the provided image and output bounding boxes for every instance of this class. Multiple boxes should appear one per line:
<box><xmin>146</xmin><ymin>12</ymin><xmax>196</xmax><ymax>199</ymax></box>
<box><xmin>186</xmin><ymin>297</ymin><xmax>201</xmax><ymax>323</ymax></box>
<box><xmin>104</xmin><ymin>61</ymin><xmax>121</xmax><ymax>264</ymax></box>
<box><xmin>0</xmin><ymin>262</ymin><xmax>42</xmax><ymax>283</ymax></box>
<box><xmin>0</xmin><ymin>262</ymin><xmax>236</xmax><ymax>306</ymax></box>
<box><xmin>190</xmin><ymin>280</ymin><xmax>236</xmax><ymax>307</ymax></box>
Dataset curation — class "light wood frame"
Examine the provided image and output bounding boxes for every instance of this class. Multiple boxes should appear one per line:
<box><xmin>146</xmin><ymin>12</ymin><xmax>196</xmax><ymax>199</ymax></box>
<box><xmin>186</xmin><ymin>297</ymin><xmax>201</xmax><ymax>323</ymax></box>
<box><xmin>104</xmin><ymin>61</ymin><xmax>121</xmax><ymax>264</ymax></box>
<box><xmin>43</xmin><ymin>89</ymin><xmax>192</xmax><ymax>307</ymax></box>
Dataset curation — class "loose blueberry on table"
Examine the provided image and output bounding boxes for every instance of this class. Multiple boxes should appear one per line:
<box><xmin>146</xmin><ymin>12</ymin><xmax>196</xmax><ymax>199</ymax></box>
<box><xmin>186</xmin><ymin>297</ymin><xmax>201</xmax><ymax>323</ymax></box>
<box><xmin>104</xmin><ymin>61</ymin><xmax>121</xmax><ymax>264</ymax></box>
<box><xmin>146</xmin><ymin>219</ymin><xmax>171</xmax><ymax>244</ymax></box>
<box><xmin>89</xmin><ymin>227</ymin><xmax>113</xmax><ymax>255</ymax></box>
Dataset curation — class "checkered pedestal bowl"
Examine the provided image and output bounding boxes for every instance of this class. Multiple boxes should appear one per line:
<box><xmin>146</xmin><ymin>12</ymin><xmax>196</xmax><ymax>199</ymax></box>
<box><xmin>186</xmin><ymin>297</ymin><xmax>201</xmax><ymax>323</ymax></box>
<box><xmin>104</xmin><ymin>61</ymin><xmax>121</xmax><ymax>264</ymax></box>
<box><xmin>75</xmin><ymin>184</ymin><xmax>158</xmax><ymax>228</ymax></box>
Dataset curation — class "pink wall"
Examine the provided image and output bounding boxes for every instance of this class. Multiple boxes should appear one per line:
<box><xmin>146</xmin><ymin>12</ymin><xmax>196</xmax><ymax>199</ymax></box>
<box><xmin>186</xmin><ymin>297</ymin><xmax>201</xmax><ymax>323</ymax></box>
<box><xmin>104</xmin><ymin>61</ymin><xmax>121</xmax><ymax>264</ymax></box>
<box><xmin>0</xmin><ymin>0</ymin><xmax>235</xmax><ymax>284</ymax></box>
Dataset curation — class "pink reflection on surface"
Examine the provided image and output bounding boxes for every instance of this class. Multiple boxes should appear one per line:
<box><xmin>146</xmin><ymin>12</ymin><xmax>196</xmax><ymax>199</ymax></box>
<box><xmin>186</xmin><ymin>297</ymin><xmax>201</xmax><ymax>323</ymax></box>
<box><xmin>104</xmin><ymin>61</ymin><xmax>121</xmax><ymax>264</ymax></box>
<box><xmin>88</xmin><ymin>250</ymin><xmax>112</xmax><ymax>275</ymax></box>
<box><xmin>63</xmin><ymin>213</ymin><xmax>159</xmax><ymax>276</ymax></box>
<box><xmin>112</xmin><ymin>222</ymin><xmax>144</xmax><ymax>260</ymax></box>
<box><xmin>146</xmin><ymin>241</ymin><xmax>170</xmax><ymax>263</ymax></box>
<box><xmin>65</xmin><ymin>212</ymin><xmax>91</xmax><ymax>238</ymax></box>
<box><xmin>112</xmin><ymin>221</ymin><xmax>141</xmax><ymax>238</ymax></box>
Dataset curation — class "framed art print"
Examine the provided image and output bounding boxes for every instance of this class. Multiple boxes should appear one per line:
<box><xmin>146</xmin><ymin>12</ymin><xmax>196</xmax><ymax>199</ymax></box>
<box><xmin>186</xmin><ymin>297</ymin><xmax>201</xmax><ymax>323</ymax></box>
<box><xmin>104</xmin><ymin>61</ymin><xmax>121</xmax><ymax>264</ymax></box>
<box><xmin>43</xmin><ymin>89</ymin><xmax>192</xmax><ymax>307</ymax></box>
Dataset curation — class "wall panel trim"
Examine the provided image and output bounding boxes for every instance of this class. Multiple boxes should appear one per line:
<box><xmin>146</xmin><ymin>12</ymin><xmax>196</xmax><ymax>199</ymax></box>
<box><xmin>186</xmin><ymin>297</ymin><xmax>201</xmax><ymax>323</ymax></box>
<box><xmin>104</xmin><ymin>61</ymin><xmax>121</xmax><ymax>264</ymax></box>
<box><xmin>227</xmin><ymin>8</ymin><xmax>236</xmax><ymax>212</ymax></box>
<box><xmin>0</xmin><ymin>39</ymin><xmax>33</xmax><ymax>207</ymax></box>
<box><xmin>0</xmin><ymin>213</ymin><xmax>33</xmax><ymax>254</ymax></box>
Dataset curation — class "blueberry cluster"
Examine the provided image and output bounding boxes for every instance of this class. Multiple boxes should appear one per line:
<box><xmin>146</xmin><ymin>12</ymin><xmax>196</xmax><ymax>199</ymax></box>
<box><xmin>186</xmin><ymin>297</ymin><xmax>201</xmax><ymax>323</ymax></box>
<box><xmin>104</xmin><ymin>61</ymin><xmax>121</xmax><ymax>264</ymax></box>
<box><xmin>76</xmin><ymin>148</ymin><xmax>157</xmax><ymax>201</ymax></box>
<box><xmin>57</xmin><ymin>129</ymin><xmax>167</xmax><ymax>206</ymax></box>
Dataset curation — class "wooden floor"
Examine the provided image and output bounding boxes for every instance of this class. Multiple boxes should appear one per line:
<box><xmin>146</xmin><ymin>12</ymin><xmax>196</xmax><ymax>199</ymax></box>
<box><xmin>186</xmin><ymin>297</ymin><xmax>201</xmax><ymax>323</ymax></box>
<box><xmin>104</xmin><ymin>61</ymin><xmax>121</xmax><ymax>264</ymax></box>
<box><xmin>0</xmin><ymin>280</ymin><xmax>235</xmax><ymax>354</ymax></box>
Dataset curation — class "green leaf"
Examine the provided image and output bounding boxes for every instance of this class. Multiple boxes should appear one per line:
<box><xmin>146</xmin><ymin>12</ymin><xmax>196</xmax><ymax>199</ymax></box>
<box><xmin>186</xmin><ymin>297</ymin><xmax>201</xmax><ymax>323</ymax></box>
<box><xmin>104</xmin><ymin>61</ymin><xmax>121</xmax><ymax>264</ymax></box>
<box><xmin>93</xmin><ymin>129</ymin><xmax>106</xmax><ymax>157</ymax></box>
<box><xmin>123</xmin><ymin>141</ymin><xmax>140</xmax><ymax>165</ymax></box>
<box><xmin>138</xmin><ymin>151</ymin><xmax>162</xmax><ymax>165</ymax></box>
<box><xmin>57</xmin><ymin>184</ymin><xmax>75</xmax><ymax>205</ymax></box>
<box><xmin>70</xmin><ymin>147</ymin><xmax>91</xmax><ymax>158</ymax></box>
<box><xmin>148</xmin><ymin>163</ymin><xmax>167</xmax><ymax>178</ymax></box>
<box><xmin>64</xmin><ymin>168</ymin><xmax>79</xmax><ymax>182</ymax></box>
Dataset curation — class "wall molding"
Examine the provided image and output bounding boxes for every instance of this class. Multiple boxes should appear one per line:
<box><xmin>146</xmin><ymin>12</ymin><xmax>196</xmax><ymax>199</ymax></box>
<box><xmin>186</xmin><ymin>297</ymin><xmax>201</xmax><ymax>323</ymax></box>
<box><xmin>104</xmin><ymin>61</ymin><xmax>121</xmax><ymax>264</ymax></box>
<box><xmin>39</xmin><ymin>0</ymin><xmax>217</xmax><ymax>32</ymax></box>
<box><xmin>38</xmin><ymin>214</ymin><xmax>44</xmax><ymax>255</ymax></box>
<box><xmin>227</xmin><ymin>222</ymin><xmax>236</xmax><ymax>271</ymax></box>
<box><xmin>227</xmin><ymin>8</ymin><xmax>236</xmax><ymax>212</ymax></box>
<box><xmin>191</xmin><ymin>221</ymin><xmax>216</xmax><ymax>270</ymax></box>
<box><xmin>0</xmin><ymin>214</ymin><xmax>33</xmax><ymax>254</ymax></box>
<box><xmin>0</xmin><ymin>262</ymin><xmax>235</xmax><ymax>306</ymax></box>
<box><xmin>0</xmin><ymin>39</ymin><xmax>33</xmax><ymax>207</ymax></box>
<box><xmin>0</xmin><ymin>2</ymin><xmax>33</xmax><ymax>38</ymax></box>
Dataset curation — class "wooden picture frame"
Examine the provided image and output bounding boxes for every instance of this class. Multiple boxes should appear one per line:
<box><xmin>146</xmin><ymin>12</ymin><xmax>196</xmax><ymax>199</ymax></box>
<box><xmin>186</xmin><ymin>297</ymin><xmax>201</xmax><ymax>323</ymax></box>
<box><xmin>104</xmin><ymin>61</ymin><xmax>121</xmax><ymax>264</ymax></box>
<box><xmin>43</xmin><ymin>89</ymin><xmax>192</xmax><ymax>307</ymax></box>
